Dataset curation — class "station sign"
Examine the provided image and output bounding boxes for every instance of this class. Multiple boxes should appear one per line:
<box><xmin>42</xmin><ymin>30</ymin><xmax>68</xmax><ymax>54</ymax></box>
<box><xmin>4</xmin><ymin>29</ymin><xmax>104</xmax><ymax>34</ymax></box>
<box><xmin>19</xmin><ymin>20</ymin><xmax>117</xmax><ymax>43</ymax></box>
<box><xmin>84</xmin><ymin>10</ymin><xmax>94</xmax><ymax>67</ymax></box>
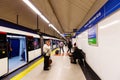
<box><xmin>76</xmin><ymin>0</ymin><xmax>120</xmax><ymax>36</ymax></box>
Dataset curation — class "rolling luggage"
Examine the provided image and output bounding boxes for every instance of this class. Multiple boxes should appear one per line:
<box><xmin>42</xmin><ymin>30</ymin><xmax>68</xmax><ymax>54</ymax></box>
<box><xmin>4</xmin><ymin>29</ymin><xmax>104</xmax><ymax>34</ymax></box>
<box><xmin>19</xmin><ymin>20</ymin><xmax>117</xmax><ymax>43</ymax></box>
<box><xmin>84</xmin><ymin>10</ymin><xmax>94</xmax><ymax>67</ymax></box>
<box><xmin>55</xmin><ymin>50</ymin><xmax>59</xmax><ymax>54</ymax></box>
<box><xmin>70</xmin><ymin>57</ymin><xmax>74</xmax><ymax>63</ymax></box>
<box><xmin>49</xmin><ymin>58</ymin><xmax>52</xmax><ymax>64</ymax></box>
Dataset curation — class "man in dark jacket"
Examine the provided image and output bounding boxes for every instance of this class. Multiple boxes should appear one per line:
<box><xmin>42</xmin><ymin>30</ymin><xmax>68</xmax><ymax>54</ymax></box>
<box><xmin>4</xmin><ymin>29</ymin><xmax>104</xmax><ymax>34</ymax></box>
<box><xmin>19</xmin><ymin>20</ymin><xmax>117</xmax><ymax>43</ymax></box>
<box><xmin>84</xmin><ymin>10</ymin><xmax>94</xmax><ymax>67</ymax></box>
<box><xmin>67</xmin><ymin>40</ymin><xmax>72</xmax><ymax>53</ymax></box>
<box><xmin>72</xmin><ymin>43</ymin><xmax>85</xmax><ymax>64</ymax></box>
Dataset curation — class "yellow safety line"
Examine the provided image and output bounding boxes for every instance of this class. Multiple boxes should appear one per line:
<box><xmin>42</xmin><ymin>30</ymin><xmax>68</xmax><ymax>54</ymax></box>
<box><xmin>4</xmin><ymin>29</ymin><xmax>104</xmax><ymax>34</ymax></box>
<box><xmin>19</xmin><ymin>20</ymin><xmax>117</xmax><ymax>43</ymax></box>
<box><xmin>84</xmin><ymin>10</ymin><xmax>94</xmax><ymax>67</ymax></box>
<box><xmin>10</xmin><ymin>48</ymin><xmax>59</xmax><ymax>80</ymax></box>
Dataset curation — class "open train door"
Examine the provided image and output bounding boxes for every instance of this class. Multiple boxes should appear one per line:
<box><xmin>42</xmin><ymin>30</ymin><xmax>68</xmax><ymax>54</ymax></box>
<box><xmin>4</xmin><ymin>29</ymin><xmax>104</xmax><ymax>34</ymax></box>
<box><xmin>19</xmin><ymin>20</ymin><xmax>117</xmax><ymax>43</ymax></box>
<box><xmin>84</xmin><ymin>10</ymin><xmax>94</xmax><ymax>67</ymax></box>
<box><xmin>0</xmin><ymin>32</ymin><xmax>8</xmax><ymax>77</ymax></box>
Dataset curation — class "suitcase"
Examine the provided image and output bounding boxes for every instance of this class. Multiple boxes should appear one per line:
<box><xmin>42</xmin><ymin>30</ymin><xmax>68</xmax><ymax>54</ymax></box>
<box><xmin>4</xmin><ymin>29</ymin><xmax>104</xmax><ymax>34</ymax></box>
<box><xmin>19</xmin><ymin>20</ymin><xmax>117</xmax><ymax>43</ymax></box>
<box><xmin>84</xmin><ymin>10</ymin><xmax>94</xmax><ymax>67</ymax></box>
<box><xmin>70</xmin><ymin>57</ymin><xmax>74</xmax><ymax>63</ymax></box>
<box><xmin>55</xmin><ymin>50</ymin><xmax>59</xmax><ymax>54</ymax></box>
<box><xmin>49</xmin><ymin>58</ymin><xmax>52</xmax><ymax>64</ymax></box>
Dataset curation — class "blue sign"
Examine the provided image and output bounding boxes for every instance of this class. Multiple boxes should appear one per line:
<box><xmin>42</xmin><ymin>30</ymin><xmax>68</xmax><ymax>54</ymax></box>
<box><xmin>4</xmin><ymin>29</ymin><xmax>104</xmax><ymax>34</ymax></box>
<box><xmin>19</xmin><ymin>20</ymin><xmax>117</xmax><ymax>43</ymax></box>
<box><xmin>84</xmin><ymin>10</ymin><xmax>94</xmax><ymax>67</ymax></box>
<box><xmin>75</xmin><ymin>0</ymin><xmax>120</xmax><ymax>36</ymax></box>
<box><xmin>88</xmin><ymin>25</ymin><xmax>97</xmax><ymax>39</ymax></box>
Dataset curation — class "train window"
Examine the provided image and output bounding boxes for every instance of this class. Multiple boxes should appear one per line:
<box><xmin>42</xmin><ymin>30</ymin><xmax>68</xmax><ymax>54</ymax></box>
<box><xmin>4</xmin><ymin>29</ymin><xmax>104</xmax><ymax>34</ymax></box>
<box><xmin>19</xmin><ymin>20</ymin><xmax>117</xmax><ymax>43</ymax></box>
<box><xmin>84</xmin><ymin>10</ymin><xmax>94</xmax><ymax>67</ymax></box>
<box><xmin>27</xmin><ymin>36</ymin><xmax>34</xmax><ymax>51</ymax></box>
<box><xmin>52</xmin><ymin>40</ymin><xmax>55</xmax><ymax>45</ymax></box>
<box><xmin>33</xmin><ymin>38</ymin><xmax>41</xmax><ymax>49</ymax></box>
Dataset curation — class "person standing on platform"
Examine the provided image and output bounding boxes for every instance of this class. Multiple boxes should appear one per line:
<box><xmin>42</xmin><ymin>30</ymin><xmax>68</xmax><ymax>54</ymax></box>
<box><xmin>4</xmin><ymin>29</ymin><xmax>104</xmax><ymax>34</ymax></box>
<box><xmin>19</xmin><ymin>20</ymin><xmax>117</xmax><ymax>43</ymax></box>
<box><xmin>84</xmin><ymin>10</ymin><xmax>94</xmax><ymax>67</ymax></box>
<box><xmin>43</xmin><ymin>39</ymin><xmax>51</xmax><ymax>70</ymax></box>
<box><xmin>71</xmin><ymin>43</ymin><xmax>78</xmax><ymax>64</ymax></box>
<box><xmin>59</xmin><ymin>41</ymin><xmax>64</xmax><ymax>54</ymax></box>
<box><xmin>67</xmin><ymin>40</ymin><xmax>72</xmax><ymax>53</ymax></box>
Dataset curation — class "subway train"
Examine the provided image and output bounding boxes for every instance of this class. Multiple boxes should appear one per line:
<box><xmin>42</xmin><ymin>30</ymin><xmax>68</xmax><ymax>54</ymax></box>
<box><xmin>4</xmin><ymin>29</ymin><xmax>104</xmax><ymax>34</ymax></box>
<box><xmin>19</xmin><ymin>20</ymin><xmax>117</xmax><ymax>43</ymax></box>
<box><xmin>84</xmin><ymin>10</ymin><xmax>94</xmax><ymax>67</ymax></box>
<box><xmin>42</xmin><ymin>35</ymin><xmax>62</xmax><ymax>49</ymax></box>
<box><xmin>0</xmin><ymin>19</ymin><xmax>61</xmax><ymax>77</ymax></box>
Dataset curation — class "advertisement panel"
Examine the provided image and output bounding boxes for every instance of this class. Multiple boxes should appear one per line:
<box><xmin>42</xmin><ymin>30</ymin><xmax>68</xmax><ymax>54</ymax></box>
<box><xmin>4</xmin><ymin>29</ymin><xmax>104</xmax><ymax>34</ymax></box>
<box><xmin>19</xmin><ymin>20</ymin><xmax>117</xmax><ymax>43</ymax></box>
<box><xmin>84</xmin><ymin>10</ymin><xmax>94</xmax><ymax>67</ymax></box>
<box><xmin>88</xmin><ymin>25</ymin><xmax>98</xmax><ymax>46</ymax></box>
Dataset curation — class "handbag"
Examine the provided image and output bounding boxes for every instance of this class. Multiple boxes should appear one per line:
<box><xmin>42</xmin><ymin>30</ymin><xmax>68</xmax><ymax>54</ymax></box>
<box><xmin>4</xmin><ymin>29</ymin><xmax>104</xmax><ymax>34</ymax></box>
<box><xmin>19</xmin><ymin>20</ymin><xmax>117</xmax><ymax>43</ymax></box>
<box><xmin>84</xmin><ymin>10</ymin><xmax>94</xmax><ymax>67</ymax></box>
<box><xmin>42</xmin><ymin>52</ymin><xmax>46</xmax><ymax>56</ymax></box>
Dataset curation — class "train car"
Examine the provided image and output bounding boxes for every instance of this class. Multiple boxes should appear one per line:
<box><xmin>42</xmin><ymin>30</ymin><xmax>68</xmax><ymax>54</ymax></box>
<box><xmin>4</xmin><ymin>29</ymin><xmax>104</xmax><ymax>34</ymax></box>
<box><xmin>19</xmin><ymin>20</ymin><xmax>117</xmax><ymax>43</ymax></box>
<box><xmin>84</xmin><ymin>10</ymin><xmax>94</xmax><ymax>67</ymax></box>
<box><xmin>0</xmin><ymin>19</ymin><xmax>41</xmax><ymax>77</ymax></box>
<box><xmin>42</xmin><ymin>35</ymin><xmax>61</xmax><ymax>50</ymax></box>
<box><xmin>0</xmin><ymin>19</ymin><xmax>62</xmax><ymax>77</ymax></box>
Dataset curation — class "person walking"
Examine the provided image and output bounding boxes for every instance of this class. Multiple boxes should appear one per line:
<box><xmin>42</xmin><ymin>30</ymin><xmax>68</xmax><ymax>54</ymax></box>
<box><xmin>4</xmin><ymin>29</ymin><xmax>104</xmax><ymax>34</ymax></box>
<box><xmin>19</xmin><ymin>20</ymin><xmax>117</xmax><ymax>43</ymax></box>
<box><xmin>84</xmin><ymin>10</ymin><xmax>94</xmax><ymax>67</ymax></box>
<box><xmin>59</xmin><ymin>41</ymin><xmax>64</xmax><ymax>54</ymax></box>
<box><xmin>67</xmin><ymin>40</ymin><xmax>72</xmax><ymax>53</ymax></box>
<box><xmin>71</xmin><ymin>43</ymin><xmax>78</xmax><ymax>64</ymax></box>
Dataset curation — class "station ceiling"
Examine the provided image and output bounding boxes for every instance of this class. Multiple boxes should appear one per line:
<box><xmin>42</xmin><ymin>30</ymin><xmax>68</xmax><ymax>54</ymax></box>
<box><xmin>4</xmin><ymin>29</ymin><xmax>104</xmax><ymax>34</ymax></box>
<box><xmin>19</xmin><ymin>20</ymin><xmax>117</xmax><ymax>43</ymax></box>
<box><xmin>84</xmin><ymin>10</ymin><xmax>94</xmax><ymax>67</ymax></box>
<box><xmin>0</xmin><ymin>0</ymin><xmax>107</xmax><ymax>38</ymax></box>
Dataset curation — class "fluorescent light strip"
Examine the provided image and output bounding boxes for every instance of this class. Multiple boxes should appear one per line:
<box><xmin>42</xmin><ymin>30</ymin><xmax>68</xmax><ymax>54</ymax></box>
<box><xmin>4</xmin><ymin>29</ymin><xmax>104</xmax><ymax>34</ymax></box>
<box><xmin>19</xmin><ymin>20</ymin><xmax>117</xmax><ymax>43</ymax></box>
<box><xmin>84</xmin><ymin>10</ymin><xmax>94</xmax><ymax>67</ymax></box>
<box><xmin>7</xmin><ymin>35</ymin><xmax>25</xmax><ymax>38</ymax></box>
<box><xmin>49</xmin><ymin>24</ymin><xmax>65</xmax><ymax>39</ymax></box>
<box><xmin>22</xmin><ymin>0</ymin><xmax>49</xmax><ymax>24</ymax></box>
<box><xmin>49</xmin><ymin>24</ymin><xmax>61</xmax><ymax>34</ymax></box>
<box><xmin>23</xmin><ymin>0</ymin><xmax>65</xmax><ymax>38</ymax></box>
<box><xmin>100</xmin><ymin>20</ymin><xmax>120</xmax><ymax>29</ymax></box>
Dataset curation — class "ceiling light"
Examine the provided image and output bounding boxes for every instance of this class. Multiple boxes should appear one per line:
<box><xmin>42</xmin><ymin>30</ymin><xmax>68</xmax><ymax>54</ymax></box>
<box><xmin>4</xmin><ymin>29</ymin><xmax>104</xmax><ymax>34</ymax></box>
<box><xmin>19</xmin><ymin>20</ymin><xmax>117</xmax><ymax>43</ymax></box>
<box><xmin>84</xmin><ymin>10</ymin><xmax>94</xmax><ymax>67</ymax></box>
<box><xmin>49</xmin><ymin>24</ymin><xmax>65</xmax><ymax>39</ymax></box>
<box><xmin>22</xmin><ymin>0</ymin><xmax>65</xmax><ymax>39</ymax></box>
<box><xmin>49</xmin><ymin>24</ymin><xmax>60</xmax><ymax>34</ymax></box>
<box><xmin>22</xmin><ymin>0</ymin><xmax>50</xmax><ymax>24</ymax></box>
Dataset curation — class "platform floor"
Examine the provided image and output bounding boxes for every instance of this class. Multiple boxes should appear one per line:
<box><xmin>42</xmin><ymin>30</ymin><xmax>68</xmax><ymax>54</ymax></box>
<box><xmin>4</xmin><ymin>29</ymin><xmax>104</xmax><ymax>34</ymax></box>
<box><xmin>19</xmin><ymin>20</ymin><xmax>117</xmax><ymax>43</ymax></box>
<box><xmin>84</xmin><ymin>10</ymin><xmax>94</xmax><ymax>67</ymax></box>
<box><xmin>3</xmin><ymin>47</ymin><xmax>86</xmax><ymax>80</ymax></box>
<box><xmin>21</xmin><ymin>55</ymin><xmax>86</xmax><ymax>80</ymax></box>
<box><xmin>21</xmin><ymin>46</ymin><xmax>86</xmax><ymax>80</ymax></box>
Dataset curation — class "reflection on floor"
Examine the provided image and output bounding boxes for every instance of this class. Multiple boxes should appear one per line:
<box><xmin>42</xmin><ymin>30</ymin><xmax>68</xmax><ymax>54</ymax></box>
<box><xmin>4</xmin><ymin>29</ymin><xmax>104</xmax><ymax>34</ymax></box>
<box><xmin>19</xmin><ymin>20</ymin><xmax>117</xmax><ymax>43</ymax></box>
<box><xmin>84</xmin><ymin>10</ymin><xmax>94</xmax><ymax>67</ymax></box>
<box><xmin>21</xmin><ymin>55</ymin><xmax>86</xmax><ymax>80</ymax></box>
<box><xmin>9</xmin><ymin>56</ymin><xmax>26</xmax><ymax>72</ymax></box>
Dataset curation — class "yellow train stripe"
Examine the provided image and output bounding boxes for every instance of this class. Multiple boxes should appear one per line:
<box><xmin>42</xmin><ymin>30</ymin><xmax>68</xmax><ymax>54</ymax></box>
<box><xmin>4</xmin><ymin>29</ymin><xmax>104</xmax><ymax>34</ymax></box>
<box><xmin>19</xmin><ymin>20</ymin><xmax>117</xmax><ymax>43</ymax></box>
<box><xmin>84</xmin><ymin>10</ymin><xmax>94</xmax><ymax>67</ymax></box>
<box><xmin>10</xmin><ymin>48</ymin><xmax>58</xmax><ymax>80</ymax></box>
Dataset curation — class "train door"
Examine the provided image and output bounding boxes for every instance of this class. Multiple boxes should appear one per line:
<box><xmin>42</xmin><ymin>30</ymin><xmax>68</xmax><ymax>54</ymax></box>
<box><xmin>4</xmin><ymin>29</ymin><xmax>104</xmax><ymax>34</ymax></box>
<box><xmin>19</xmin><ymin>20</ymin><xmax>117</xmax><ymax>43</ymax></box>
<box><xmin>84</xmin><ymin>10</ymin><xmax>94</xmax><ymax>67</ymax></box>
<box><xmin>9</xmin><ymin>39</ymin><xmax>20</xmax><ymax>57</ymax></box>
<box><xmin>7</xmin><ymin>35</ymin><xmax>27</xmax><ymax>72</ymax></box>
<box><xmin>0</xmin><ymin>32</ymin><xmax>8</xmax><ymax>77</ymax></box>
<box><xmin>26</xmin><ymin>36</ymin><xmax>34</xmax><ymax>61</ymax></box>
